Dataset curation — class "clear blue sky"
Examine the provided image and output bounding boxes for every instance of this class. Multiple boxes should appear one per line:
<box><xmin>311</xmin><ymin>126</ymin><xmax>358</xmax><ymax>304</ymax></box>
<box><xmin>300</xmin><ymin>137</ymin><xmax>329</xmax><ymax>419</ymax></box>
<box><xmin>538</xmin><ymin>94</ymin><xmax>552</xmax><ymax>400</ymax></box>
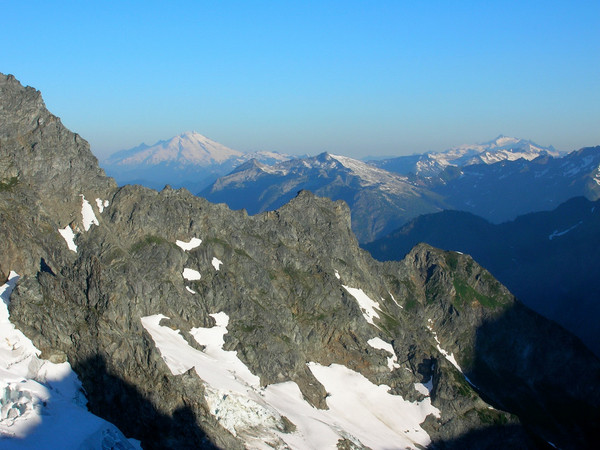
<box><xmin>2</xmin><ymin>1</ymin><xmax>599</xmax><ymax>159</ymax></box>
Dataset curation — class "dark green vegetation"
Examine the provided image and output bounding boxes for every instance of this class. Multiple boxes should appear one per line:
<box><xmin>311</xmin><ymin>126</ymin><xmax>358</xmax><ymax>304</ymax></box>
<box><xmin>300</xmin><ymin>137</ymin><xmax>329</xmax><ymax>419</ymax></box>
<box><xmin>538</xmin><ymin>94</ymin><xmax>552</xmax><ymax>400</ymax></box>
<box><xmin>0</xmin><ymin>176</ymin><xmax>18</xmax><ymax>191</ymax></box>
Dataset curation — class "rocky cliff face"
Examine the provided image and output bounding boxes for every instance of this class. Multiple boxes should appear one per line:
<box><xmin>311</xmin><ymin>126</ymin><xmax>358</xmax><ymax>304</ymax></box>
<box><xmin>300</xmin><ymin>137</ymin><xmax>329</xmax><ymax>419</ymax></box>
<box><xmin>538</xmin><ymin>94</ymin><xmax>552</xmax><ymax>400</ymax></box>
<box><xmin>2</xmin><ymin>73</ymin><xmax>599</xmax><ymax>449</ymax></box>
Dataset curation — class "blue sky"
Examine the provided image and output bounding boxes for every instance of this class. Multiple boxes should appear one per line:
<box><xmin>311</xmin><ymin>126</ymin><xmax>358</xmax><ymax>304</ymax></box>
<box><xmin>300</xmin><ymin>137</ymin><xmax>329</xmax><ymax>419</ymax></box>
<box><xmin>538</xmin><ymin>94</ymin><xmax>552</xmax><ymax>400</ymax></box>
<box><xmin>2</xmin><ymin>1</ymin><xmax>599</xmax><ymax>159</ymax></box>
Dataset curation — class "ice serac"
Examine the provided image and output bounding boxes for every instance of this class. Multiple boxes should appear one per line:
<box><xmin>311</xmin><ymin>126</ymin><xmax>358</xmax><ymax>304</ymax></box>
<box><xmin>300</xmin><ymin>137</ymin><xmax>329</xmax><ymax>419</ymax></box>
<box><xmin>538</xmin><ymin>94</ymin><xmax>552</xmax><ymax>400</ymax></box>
<box><xmin>2</xmin><ymin>72</ymin><xmax>600</xmax><ymax>449</ymax></box>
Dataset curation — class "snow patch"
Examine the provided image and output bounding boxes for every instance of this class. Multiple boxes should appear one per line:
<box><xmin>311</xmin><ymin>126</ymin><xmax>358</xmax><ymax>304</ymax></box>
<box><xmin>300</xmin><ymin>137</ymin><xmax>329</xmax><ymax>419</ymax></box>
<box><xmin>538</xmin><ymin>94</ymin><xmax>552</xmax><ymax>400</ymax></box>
<box><xmin>334</xmin><ymin>270</ymin><xmax>340</xmax><ymax>280</ymax></box>
<box><xmin>58</xmin><ymin>226</ymin><xmax>77</xmax><ymax>252</ymax></box>
<box><xmin>182</xmin><ymin>268</ymin><xmax>201</xmax><ymax>281</ymax></box>
<box><xmin>342</xmin><ymin>286</ymin><xmax>381</xmax><ymax>326</ymax></box>
<box><xmin>185</xmin><ymin>286</ymin><xmax>196</xmax><ymax>294</ymax></box>
<box><xmin>414</xmin><ymin>381</ymin><xmax>433</xmax><ymax>396</ymax></box>
<box><xmin>175</xmin><ymin>237</ymin><xmax>202</xmax><ymax>251</ymax></box>
<box><xmin>427</xmin><ymin>320</ymin><xmax>463</xmax><ymax>373</ymax></box>
<box><xmin>212</xmin><ymin>257</ymin><xmax>223</xmax><ymax>271</ymax></box>
<box><xmin>141</xmin><ymin>313</ymin><xmax>284</xmax><ymax>443</ymax></box>
<box><xmin>95</xmin><ymin>198</ymin><xmax>109</xmax><ymax>213</ymax></box>
<box><xmin>367</xmin><ymin>337</ymin><xmax>400</xmax><ymax>371</ymax></box>
<box><xmin>307</xmin><ymin>363</ymin><xmax>440</xmax><ymax>449</ymax></box>
<box><xmin>80</xmin><ymin>195</ymin><xmax>99</xmax><ymax>231</ymax></box>
<box><xmin>548</xmin><ymin>221</ymin><xmax>582</xmax><ymax>240</ymax></box>
<box><xmin>388</xmin><ymin>291</ymin><xmax>401</xmax><ymax>308</ymax></box>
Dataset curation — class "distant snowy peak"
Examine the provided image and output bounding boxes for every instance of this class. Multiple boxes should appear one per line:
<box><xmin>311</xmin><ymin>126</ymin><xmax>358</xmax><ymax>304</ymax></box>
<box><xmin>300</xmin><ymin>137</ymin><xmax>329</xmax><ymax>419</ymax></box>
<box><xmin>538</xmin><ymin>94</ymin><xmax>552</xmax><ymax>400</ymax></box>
<box><xmin>107</xmin><ymin>131</ymin><xmax>244</xmax><ymax>166</ymax></box>
<box><xmin>373</xmin><ymin>136</ymin><xmax>562</xmax><ymax>178</ymax></box>
<box><xmin>106</xmin><ymin>132</ymin><xmax>292</xmax><ymax>168</ymax></box>
<box><xmin>438</xmin><ymin>135</ymin><xmax>561</xmax><ymax>167</ymax></box>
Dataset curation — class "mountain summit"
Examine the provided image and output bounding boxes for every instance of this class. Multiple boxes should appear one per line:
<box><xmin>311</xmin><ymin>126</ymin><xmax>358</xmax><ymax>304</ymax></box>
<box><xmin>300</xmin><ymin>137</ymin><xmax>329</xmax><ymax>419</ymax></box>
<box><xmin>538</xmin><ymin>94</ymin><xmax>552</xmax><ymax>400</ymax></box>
<box><xmin>372</xmin><ymin>135</ymin><xmax>561</xmax><ymax>177</ymax></box>
<box><xmin>102</xmin><ymin>132</ymin><xmax>291</xmax><ymax>192</ymax></box>
<box><xmin>106</xmin><ymin>131</ymin><xmax>245</xmax><ymax>166</ymax></box>
<box><xmin>202</xmin><ymin>152</ymin><xmax>448</xmax><ymax>242</ymax></box>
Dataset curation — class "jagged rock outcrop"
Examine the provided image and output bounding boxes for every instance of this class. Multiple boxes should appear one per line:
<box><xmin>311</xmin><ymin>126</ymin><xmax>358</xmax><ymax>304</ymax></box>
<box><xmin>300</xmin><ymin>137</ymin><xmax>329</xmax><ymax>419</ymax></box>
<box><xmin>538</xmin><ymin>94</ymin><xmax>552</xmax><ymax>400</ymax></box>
<box><xmin>2</xmin><ymin>73</ymin><xmax>600</xmax><ymax>449</ymax></box>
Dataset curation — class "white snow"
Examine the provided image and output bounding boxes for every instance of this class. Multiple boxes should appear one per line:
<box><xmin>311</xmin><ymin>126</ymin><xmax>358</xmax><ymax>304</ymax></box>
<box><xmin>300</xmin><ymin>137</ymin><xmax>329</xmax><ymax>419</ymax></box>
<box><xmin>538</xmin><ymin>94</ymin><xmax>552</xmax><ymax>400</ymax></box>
<box><xmin>182</xmin><ymin>268</ymin><xmax>201</xmax><ymax>281</ymax></box>
<box><xmin>307</xmin><ymin>363</ymin><xmax>440</xmax><ymax>449</ymax></box>
<box><xmin>334</xmin><ymin>270</ymin><xmax>340</xmax><ymax>280</ymax></box>
<box><xmin>548</xmin><ymin>221</ymin><xmax>582</xmax><ymax>240</ymax></box>
<box><xmin>0</xmin><ymin>272</ymin><xmax>135</xmax><ymax>448</ymax></box>
<box><xmin>329</xmin><ymin>154</ymin><xmax>415</xmax><ymax>194</ymax></box>
<box><xmin>342</xmin><ymin>285</ymin><xmax>381</xmax><ymax>326</ymax></box>
<box><xmin>95</xmin><ymin>198</ymin><xmax>109</xmax><ymax>213</ymax></box>
<box><xmin>427</xmin><ymin>320</ymin><xmax>463</xmax><ymax>373</ymax></box>
<box><xmin>185</xmin><ymin>286</ymin><xmax>196</xmax><ymax>294</ymax></box>
<box><xmin>388</xmin><ymin>291</ymin><xmax>401</xmax><ymax>308</ymax></box>
<box><xmin>414</xmin><ymin>380</ymin><xmax>433</xmax><ymax>396</ymax></box>
<box><xmin>141</xmin><ymin>312</ymin><xmax>441</xmax><ymax>449</ymax></box>
<box><xmin>211</xmin><ymin>257</ymin><xmax>223</xmax><ymax>271</ymax></box>
<box><xmin>80</xmin><ymin>195</ymin><xmax>99</xmax><ymax>231</ymax></box>
<box><xmin>141</xmin><ymin>313</ymin><xmax>285</xmax><ymax>442</ymax></box>
<box><xmin>175</xmin><ymin>237</ymin><xmax>202</xmax><ymax>251</ymax></box>
<box><xmin>367</xmin><ymin>337</ymin><xmax>400</xmax><ymax>371</ymax></box>
<box><xmin>58</xmin><ymin>226</ymin><xmax>77</xmax><ymax>252</ymax></box>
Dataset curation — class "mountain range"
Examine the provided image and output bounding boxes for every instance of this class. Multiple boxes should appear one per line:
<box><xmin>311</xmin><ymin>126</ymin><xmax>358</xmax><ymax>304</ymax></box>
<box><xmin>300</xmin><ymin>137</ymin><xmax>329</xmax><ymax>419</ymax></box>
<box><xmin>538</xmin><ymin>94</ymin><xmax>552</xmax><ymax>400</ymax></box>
<box><xmin>201</xmin><ymin>152</ymin><xmax>448</xmax><ymax>243</ymax></box>
<box><xmin>370</xmin><ymin>135</ymin><xmax>562</xmax><ymax>177</ymax></box>
<box><xmin>2</xmin><ymin>73</ymin><xmax>600</xmax><ymax>448</ymax></box>
<box><xmin>198</xmin><ymin>139</ymin><xmax>600</xmax><ymax>243</ymax></box>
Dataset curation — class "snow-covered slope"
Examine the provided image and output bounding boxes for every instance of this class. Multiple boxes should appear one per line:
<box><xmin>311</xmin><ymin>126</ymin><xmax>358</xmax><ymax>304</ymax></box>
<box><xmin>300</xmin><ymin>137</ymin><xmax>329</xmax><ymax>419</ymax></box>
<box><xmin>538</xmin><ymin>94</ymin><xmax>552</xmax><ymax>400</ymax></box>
<box><xmin>0</xmin><ymin>273</ymin><xmax>138</xmax><ymax>449</ymax></box>
<box><xmin>106</xmin><ymin>131</ymin><xmax>244</xmax><ymax>167</ymax></box>
<box><xmin>102</xmin><ymin>131</ymin><xmax>292</xmax><ymax>191</ymax></box>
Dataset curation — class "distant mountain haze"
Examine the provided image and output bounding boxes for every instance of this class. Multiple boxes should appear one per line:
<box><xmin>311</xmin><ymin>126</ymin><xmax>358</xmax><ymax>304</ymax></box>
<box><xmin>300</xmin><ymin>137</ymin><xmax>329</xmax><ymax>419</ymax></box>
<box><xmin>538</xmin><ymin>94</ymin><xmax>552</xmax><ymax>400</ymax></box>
<box><xmin>102</xmin><ymin>131</ymin><xmax>292</xmax><ymax>192</ymax></box>
<box><xmin>371</xmin><ymin>135</ymin><xmax>563</xmax><ymax>177</ymax></box>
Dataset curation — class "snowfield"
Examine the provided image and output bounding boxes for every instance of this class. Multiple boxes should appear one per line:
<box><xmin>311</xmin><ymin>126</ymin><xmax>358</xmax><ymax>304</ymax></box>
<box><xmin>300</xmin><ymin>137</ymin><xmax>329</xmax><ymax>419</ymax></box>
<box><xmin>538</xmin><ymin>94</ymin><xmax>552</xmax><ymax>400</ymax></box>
<box><xmin>142</xmin><ymin>308</ymin><xmax>441</xmax><ymax>449</ymax></box>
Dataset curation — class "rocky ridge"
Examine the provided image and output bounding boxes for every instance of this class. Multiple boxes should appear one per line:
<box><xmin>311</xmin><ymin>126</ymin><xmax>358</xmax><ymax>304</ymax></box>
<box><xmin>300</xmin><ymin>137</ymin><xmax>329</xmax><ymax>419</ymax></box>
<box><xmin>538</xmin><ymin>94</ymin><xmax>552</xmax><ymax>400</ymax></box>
<box><xmin>201</xmin><ymin>152</ymin><xmax>448</xmax><ymax>243</ymax></box>
<box><xmin>1</xmin><ymin>73</ymin><xmax>600</xmax><ymax>449</ymax></box>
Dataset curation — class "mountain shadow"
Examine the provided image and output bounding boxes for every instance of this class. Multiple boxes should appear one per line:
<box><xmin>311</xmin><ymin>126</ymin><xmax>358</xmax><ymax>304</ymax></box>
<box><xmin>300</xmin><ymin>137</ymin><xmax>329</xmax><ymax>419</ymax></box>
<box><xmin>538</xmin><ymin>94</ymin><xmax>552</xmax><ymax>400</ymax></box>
<box><xmin>363</xmin><ymin>196</ymin><xmax>600</xmax><ymax>356</ymax></box>
<box><xmin>428</xmin><ymin>300</ymin><xmax>600</xmax><ymax>449</ymax></box>
<box><xmin>72</xmin><ymin>354</ymin><xmax>219</xmax><ymax>450</ymax></box>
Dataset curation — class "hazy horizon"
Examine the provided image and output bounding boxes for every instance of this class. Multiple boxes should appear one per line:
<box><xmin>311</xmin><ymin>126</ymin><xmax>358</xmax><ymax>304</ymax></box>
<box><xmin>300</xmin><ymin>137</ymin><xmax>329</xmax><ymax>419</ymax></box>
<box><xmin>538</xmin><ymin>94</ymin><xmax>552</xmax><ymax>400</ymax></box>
<box><xmin>2</xmin><ymin>1</ymin><xmax>599</xmax><ymax>159</ymax></box>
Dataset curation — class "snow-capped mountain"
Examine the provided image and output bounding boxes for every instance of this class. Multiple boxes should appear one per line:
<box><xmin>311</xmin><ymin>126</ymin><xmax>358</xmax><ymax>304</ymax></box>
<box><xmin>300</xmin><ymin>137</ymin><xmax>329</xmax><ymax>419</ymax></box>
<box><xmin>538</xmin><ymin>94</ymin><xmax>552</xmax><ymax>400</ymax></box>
<box><xmin>372</xmin><ymin>135</ymin><xmax>561</xmax><ymax>177</ymax></box>
<box><xmin>102</xmin><ymin>131</ymin><xmax>292</xmax><ymax>192</ymax></box>
<box><xmin>106</xmin><ymin>131</ymin><xmax>245</xmax><ymax>166</ymax></box>
<box><xmin>429</xmin><ymin>145</ymin><xmax>600</xmax><ymax>223</ymax></box>
<box><xmin>202</xmin><ymin>152</ymin><xmax>448</xmax><ymax>243</ymax></box>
